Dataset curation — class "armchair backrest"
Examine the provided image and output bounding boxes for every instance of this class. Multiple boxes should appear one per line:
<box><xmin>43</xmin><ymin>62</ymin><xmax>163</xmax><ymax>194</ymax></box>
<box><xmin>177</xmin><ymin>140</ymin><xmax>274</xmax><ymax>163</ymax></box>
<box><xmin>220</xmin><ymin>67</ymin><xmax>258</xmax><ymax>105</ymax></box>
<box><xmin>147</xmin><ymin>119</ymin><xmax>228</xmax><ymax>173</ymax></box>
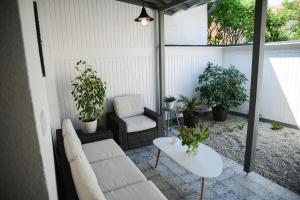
<box><xmin>113</xmin><ymin>95</ymin><xmax>144</xmax><ymax>118</ymax></box>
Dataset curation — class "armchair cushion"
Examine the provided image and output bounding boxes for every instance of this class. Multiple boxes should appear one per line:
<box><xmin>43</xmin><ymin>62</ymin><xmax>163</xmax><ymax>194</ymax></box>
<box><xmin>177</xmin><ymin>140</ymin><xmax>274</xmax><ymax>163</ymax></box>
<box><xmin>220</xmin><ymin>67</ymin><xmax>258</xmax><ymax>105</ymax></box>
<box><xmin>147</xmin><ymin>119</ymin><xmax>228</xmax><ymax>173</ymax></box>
<box><xmin>122</xmin><ymin>115</ymin><xmax>156</xmax><ymax>133</ymax></box>
<box><xmin>113</xmin><ymin>95</ymin><xmax>144</xmax><ymax>118</ymax></box>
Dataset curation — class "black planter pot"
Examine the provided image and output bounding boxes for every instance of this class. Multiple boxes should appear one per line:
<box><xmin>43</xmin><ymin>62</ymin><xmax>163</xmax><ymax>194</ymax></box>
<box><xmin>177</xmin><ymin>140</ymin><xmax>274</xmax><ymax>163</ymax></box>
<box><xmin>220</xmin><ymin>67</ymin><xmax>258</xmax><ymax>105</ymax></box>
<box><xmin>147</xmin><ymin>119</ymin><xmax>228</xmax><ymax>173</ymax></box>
<box><xmin>183</xmin><ymin>111</ymin><xmax>198</xmax><ymax>128</ymax></box>
<box><xmin>212</xmin><ymin>106</ymin><xmax>227</xmax><ymax>121</ymax></box>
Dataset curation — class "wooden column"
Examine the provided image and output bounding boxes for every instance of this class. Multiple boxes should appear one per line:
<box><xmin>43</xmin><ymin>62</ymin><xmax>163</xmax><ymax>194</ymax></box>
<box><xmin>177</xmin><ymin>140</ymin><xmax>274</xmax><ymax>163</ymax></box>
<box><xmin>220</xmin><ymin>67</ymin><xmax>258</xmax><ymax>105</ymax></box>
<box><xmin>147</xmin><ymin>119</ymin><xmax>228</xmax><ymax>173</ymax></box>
<box><xmin>244</xmin><ymin>0</ymin><xmax>268</xmax><ymax>172</ymax></box>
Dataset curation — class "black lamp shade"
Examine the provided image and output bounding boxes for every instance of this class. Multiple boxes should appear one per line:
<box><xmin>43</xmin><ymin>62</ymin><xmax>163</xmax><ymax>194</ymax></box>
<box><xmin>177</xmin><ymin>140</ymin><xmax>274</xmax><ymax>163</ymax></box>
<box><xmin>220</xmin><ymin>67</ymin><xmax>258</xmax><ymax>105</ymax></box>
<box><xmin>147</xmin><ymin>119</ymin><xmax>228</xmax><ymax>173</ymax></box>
<box><xmin>135</xmin><ymin>7</ymin><xmax>154</xmax><ymax>22</ymax></box>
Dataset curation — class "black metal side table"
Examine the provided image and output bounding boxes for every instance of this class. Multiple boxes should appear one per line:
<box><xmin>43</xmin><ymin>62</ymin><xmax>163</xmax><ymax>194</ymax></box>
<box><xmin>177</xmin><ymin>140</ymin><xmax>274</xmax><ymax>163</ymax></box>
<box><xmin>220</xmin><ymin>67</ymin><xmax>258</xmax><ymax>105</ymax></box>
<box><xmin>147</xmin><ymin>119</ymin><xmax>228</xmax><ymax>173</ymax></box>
<box><xmin>163</xmin><ymin>107</ymin><xmax>180</xmax><ymax>132</ymax></box>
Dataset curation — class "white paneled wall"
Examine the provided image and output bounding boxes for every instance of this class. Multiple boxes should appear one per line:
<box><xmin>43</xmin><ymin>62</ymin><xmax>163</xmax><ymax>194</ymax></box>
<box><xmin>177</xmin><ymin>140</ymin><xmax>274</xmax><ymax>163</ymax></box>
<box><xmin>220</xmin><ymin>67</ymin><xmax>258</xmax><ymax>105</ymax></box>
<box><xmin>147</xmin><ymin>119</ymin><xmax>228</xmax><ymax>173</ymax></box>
<box><xmin>165</xmin><ymin>47</ymin><xmax>223</xmax><ymax>98</ymax></box>
<box><xmin>165</xmin><ymin>42</ymin><xmax>300</xmax><ymax>127</ymax></box>
<box><xmin>223</xmin><ymin>43</ymin><xmax>300</xmax><ymax>126</ymax></box>
<box><xmin>41</xmin><ymin>0</ymin><xmax>157</xmax><ymax>129</ymax></box>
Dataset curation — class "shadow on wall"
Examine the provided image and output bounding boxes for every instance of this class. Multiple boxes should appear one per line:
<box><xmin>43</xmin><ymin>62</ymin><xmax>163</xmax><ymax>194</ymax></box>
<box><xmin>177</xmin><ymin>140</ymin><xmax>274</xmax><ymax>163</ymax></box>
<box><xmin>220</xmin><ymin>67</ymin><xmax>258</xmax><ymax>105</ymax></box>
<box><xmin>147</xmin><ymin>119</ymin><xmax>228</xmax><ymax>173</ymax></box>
<box><xmin>229</xmin><ymin>48</ymin><xmax>299</xmax><ymax>127</ymax></box>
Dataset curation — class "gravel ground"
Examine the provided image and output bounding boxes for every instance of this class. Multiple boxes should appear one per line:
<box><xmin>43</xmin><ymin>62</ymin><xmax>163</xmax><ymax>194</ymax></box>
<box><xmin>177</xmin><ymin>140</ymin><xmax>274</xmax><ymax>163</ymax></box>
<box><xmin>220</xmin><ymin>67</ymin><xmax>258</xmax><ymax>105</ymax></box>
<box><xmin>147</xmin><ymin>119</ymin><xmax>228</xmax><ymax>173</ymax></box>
<box><xmin>196</xmin><ymin>113</ymin><xmax>300</xmax><ymax>194</ymax></box>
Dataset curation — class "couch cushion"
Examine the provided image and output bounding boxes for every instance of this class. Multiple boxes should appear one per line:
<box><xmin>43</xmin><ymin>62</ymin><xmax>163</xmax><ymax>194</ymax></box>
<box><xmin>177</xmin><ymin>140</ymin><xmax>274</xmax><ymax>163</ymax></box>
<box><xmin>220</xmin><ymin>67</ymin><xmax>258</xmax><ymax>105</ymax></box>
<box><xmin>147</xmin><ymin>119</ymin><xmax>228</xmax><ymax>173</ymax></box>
<box><xmin>104</xmin><ymin>181</ymin><xmax>167</xmax><ymax>200</ymax></box>
<box><xmin>91</xmin><ymin>156</ymin><xmax>147</xmax><ymax>193</ymax></box>
<box><xmin>82</xmin><ymin>139</ymin><xmax>126</xmax><ymax>163</ymax></box>
<box><xmin>62</xmin><ymin>119</ymin><xmax>81</xmax><ymax>144</ymax></box>
<box><xmin>122</xmin><ymin>115</ymin><xmax>156</xmax><ymax>133</ymax></box>
<box><xmin>64</xmin><ymin>126</ymin><xmax>84</xmax><ymax>162</ymax></box>
<box><xmin>62</xmin><ymin>119</ymin><xmax>73</xmax><ymax>137</ymax></box>
<box><xmin>113</xmin><ymin>95</ymin><xmax>144</xmax><ymax>118</ymax></box>
<box><xmin>70</xmin><ymin>156</ymin><xmax>107</xmax><ymax>200</ymax></box>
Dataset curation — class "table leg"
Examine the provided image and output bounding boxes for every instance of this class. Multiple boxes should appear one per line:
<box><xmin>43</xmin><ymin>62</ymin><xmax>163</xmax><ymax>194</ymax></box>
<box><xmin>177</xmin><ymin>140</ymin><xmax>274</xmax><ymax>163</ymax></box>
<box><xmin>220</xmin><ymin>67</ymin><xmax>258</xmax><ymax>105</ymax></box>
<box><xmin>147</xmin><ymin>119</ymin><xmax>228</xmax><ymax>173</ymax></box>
<box><xmin>200</xmin><ymin>177</ymin><xmax>205</xmax><ymax>200</ymax></box>
<box><xmin>174</xmin><ymin>110</ymin><xmax>180</xmax><ymax>127</ymax></box>
<box><xmin>155</xmin><ymin>149</ymin><xmax>161</xmax><ymax>168</ymax></box>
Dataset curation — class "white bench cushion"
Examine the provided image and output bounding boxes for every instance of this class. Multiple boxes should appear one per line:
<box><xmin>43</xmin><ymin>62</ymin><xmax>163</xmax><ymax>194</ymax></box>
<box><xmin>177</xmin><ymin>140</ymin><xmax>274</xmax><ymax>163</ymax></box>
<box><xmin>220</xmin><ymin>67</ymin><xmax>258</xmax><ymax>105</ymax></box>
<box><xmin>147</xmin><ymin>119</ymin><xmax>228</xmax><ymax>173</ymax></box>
<box><xmin>122</xmin><ymin>115</ymin><xmax>156</xmax><ymax>133</ymax></box>
<box><xmin>62</xmin><ymin>119</ymin><xmax>83</xmax><ymax>163</ymax></box>
<box><xmin>104</xmin><ymin>181</ymin><xmax>167</xmax><ymax>200</ymax></box>
<box><xmin>70</xmin><ymin>156</ymin><xmax>106</xmax><ymax>200</ymax></box>
<box><xmin>113</xmin><ymin>95</ymin><xmax>144</xmax><ymax>118</ymax></box>
<box><xmin>82</xmin><ymin>139</ymin><xmax>126</xmax><ymax>163</ymax></box>
<box><xmin>91</xmin><ymin>156</ymin><xmax>147</xmax><ymax>193</ymax></box>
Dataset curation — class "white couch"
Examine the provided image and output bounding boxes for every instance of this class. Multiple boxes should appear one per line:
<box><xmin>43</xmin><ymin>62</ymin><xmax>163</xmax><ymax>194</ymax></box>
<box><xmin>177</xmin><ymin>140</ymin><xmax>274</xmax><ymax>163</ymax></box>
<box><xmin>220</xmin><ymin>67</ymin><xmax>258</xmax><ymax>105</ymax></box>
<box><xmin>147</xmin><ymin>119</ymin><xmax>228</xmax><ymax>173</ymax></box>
<box><xmin>62</xmin><ymin>119</ymin><xmax>167</xmax><ymax>200</ymax></box>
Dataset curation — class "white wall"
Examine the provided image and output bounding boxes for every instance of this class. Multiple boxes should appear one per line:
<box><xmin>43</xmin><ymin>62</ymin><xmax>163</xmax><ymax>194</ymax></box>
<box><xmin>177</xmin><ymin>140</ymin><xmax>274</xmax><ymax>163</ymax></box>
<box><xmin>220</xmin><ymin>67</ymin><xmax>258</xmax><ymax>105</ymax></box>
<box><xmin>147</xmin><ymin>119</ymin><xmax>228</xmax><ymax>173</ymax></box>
<box><xmin>0</xmin><ymin>0</ymin><xmax>57</xmax><ymax>199</ymax></box>
<box><xmin>165</xmin><ymin>47</ymin><xmax>223</xmax><ymax>98</ymax></box>
<box><xmin>17</xmin><ymin>0</ymin><xmax>58</xmax><ymax>199</ymax></box>
<box><xmin>165</xmin><ymin>42</ymin><xmax>300</xmax><ymax>127</ymax></box>
<box><xmin>223</xmin><ymin>42</ymin><xmax>300</xmax><ymax>126</ymax></box>
<box><xmin>40</xmin><ymin>0</ymin><xmax>158</xmax><ymax>129</ymax></box>
<box><xmin>165</xmin><ymin>5</ymin><xmax>208</xmax><ymax>45</ymax></box>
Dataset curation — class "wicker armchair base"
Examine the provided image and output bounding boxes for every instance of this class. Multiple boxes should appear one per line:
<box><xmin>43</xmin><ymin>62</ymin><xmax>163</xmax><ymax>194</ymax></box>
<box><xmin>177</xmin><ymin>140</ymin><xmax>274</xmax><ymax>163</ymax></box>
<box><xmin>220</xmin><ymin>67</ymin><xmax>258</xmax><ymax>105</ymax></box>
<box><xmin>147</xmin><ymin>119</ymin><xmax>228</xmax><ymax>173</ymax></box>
<box><xmin>107</xmin><ymin>107</ymin><xmax>164</xmax><ymax>150</ymax></box>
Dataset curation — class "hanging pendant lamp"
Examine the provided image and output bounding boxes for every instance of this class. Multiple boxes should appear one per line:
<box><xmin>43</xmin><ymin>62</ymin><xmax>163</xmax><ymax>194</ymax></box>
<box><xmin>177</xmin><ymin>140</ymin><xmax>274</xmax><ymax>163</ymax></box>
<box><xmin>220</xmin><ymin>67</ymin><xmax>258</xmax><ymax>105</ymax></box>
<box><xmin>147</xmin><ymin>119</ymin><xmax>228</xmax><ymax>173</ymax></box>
<box><xmin>134</xmin><ymin>0</ymin><xmax>154</xmax><ymax>26</ymax></box>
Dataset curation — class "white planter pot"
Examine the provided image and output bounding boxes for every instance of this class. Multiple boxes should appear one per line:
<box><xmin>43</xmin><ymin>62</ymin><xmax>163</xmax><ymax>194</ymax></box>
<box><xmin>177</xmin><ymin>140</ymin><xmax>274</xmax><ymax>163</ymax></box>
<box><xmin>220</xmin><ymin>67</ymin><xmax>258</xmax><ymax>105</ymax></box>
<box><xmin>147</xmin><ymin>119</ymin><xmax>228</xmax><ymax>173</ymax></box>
<box><xmin>166</xmin><ymin>102</ymin><xmax>175</xmax><ymax>109</ymax></box>
<box><xmin>80</xmin><ymin>119</ymin><xmax>97</xmax><ymax>134</ymax></box>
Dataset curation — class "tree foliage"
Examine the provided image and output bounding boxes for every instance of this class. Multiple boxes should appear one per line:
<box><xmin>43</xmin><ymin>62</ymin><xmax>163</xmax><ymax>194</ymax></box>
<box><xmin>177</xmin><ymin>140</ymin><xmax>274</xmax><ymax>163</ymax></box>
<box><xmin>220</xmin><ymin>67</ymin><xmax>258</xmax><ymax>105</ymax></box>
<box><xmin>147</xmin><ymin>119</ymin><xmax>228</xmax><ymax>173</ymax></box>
<box><xmin>282</xmin><ymin>0</ymin><xmax>300</xmax><ymax>40</ymax></box>
<box><xmin>208</xmin><ymin>0</ymin><xmax>298</xmax><ymax>44</ymax></box>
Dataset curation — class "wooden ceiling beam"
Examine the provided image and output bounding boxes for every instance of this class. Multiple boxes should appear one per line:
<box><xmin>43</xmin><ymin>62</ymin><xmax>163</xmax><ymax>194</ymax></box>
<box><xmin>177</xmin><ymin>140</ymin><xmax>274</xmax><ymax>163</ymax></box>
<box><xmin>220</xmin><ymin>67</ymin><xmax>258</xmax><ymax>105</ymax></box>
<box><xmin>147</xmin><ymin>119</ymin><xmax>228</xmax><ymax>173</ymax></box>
<box><xmin>116</xmin><ymin>0</ymin><xmax>159</xmax><ymax>10</ymax></box>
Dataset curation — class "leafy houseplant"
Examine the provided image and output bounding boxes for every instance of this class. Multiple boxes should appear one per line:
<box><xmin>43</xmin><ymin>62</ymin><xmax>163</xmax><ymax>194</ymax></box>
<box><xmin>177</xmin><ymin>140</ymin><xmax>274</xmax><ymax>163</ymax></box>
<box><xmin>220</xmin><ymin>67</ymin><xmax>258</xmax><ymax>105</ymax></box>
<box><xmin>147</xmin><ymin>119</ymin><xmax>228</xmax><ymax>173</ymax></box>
<box><xmin>195</xmin><ymin>62</ymin><xmax>248</xmax><ymax>121</ymax></box>
<box><xmin>179</xmin><ymin>124</ymin><xmax>209</xmax><ymax>155</ymax></box>
<box><xmin>72</xmin><ymin>60</ymin><xmax>106</xmax><ymax>133</ymax></box>
<box><xmin>164</xmin><ymin>96</ymin><xmax>176</xmax><ymax>109</ymax></box>
<box><xmin>177</xmin><ymin>95</ymin><xmax>201</xmax><ymax>127</ymax></box>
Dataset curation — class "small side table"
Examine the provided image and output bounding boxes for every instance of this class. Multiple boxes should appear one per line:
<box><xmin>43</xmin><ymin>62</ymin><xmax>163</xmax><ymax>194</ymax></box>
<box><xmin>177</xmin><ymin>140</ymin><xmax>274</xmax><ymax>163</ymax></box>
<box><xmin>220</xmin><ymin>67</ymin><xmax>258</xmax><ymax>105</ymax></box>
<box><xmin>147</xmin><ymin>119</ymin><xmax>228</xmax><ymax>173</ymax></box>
<box><xmin>56</xmin><ymin>128</ymin><xmax>113</xmax><ymax>144</ymax></box>
<box><xmin>163</xmin><ymin>107</ymin><xmax>180</xmax><ymax>132</ymax></box>
<box><xmin>76</xmin><ymin>128</ymin><xmax>113</xmax><ymax>144</ymax></box>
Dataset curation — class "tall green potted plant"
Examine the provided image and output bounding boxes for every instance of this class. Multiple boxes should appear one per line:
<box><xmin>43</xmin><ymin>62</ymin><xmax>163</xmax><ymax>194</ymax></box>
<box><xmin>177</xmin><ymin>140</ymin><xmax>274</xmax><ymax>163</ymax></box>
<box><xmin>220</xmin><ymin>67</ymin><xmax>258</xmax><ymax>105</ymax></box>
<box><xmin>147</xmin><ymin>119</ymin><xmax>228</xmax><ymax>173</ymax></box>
<box><xmin>177</xmin><ymin>95</ymin><xmax>201</xmax><ymax>127</ymax></box>
<box><xmin>72</xmin><ymin>60</ymin><xmax>106</xmax><ymax>133</ymax></box>
<box><xmin>195</xmin><ymin>62</ymin><xmax>248</xmax><ymax>121</ymax></box>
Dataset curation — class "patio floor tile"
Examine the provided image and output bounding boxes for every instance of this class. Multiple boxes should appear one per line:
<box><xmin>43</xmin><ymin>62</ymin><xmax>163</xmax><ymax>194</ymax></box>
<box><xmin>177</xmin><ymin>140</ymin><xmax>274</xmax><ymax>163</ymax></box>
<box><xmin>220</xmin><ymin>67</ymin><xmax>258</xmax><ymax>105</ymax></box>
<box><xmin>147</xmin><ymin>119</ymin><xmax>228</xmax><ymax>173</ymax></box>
<box><xmin>125</xmin><ymin>142</ymin><xmax>300</xmax><ymax>200</ymax></box>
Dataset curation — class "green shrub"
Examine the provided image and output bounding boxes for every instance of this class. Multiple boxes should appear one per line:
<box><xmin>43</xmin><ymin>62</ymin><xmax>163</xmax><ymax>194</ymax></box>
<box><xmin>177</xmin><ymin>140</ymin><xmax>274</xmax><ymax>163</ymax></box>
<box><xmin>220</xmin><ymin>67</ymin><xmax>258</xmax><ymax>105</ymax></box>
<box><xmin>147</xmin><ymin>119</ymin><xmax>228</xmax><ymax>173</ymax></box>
<box><xmin>271</xmin><ymin>121</ymin><xmax>283</xmax><ymax>131</ymax></box>
<box><xmin>195</xmin><ymin>62</ymin><xmax>248</xmax><ymax>111</ymax></box>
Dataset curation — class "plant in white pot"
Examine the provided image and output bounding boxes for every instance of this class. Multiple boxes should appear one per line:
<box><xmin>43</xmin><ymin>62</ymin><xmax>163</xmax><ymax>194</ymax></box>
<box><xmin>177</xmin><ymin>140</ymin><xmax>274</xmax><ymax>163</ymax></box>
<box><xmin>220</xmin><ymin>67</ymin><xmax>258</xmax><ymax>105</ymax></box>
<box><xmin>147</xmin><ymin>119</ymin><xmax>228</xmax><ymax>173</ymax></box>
<box><xmin>71</xmin><ymin>60</ymin><xmax>106</xmax><ymax>134</ymax></box>
<box><xmin>164</xmin><ymin>96</ymin><xmax>176</xmax><ymax>109</ymax></box>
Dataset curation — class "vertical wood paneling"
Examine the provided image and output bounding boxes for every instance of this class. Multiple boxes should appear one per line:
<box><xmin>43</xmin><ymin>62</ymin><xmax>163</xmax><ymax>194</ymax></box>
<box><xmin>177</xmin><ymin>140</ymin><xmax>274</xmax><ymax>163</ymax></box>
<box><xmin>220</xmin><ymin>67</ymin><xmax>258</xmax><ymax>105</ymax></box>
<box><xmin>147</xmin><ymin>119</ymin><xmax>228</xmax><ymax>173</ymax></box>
<box><xmin>166</xmin><ymin>44</ymin><xmax>300</xmax><ymax>127</ymax></box>
<box><xmin>165</xmin><ymin>47</ymin><xmax>223</xmax><ymax>99</ymax></box>
<box><xmin>44</xmin><ymin>0</ymin><xmax>157</xmax><ymax>128</ymax></box>
<box><xmin>223</xmin><ymin>44</ymin><xmax>300</xmax><ymax>126</ymax></box>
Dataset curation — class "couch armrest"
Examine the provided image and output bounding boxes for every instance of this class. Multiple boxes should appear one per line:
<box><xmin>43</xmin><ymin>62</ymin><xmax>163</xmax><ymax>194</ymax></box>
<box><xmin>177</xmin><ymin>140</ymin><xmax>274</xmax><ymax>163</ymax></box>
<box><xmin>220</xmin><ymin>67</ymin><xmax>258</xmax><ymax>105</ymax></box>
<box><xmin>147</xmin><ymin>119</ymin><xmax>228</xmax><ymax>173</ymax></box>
<box><xmin>106</xmin><ymin>112</ymin><xmax>128</xmax><ymax>150</ymax></box>
<box><xmin>144</xmin><ymin>107</ymin><xmax>164</xmax><ymax>137</ymax></box>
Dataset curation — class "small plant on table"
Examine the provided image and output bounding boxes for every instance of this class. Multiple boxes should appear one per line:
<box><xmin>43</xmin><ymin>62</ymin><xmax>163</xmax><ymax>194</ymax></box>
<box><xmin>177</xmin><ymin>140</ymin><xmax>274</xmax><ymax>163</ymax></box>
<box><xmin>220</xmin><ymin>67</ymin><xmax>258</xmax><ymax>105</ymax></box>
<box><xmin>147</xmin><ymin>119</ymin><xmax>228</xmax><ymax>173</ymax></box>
<box><xmin>179</xmin><ymin>124</ymin><xmax>209</xmax><ymax>155</ymax></box>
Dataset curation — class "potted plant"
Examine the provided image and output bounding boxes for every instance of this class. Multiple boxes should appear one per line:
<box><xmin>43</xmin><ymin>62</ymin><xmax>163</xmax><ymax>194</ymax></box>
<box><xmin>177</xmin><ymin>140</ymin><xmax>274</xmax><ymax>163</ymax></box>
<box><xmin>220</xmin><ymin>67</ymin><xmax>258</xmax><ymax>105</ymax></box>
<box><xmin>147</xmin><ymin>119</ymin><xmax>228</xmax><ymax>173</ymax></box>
<box><xmin>72</xmin><ymin>60</ymin><xmax>106</xmax><ymax>134</ymax></box>
<box><xmin>164</xmin><ymin>96</ymin><xmax>176</xmax><ymax>109</ymax></box>
<box><xmin>195</xmin><ymin>62</ymin><xmax>248</xmax><ymax>121</ymax></box>
<box><xmin>179</xmin><ymin>124</ymin><xmax>209</xmax><ymax>155</ymax></box>
<box><xmin>177</xmin><ymin>95</ymin><xmax>201</xmax><ymax>128</ymax></box>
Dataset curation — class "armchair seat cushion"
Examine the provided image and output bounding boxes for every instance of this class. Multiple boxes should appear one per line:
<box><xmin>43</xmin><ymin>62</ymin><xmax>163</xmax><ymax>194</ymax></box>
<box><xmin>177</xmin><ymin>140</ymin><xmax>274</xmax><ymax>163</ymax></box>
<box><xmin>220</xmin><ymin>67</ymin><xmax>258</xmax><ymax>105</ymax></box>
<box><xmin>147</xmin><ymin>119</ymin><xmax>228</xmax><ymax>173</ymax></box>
<box><xmin>123</xmin><ymin>115</ymin><xmax>156</xmax><ymax>133</ymax></box>
<box><xmin>91</xmin><ymin>156</ymin><xmax>147</xmax><ymax>193</ymax></box>
<box><xmin>82</xmin><ymin>139</ymin><xmax>126</xmax><ymax>163</ymax></box>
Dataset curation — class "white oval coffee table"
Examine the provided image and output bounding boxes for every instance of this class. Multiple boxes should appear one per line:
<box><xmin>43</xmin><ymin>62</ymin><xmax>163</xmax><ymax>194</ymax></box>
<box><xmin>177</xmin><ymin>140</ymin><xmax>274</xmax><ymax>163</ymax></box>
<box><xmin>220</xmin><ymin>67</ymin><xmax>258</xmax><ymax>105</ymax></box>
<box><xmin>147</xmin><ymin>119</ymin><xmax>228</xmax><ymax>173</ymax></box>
<box><xmin>153</xmin><ymin>137</ymin><xmax>223</xmax><ymax>200</ymax></box>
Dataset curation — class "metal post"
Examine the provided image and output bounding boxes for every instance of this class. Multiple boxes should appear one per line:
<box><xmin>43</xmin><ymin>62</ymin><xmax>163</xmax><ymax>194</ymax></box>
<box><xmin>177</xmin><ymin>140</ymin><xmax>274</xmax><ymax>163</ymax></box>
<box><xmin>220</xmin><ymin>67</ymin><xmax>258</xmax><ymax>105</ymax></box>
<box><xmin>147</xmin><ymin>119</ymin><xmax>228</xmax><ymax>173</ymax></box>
<box><xmin>158</xmin><ymin>11</ymin><xmax>165</xmax><ymax>114</ymax></box>
<box><xmin>244</xmin><ymin>0</ymin><xmax>268</xmax><ymax>172</ymax></box>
